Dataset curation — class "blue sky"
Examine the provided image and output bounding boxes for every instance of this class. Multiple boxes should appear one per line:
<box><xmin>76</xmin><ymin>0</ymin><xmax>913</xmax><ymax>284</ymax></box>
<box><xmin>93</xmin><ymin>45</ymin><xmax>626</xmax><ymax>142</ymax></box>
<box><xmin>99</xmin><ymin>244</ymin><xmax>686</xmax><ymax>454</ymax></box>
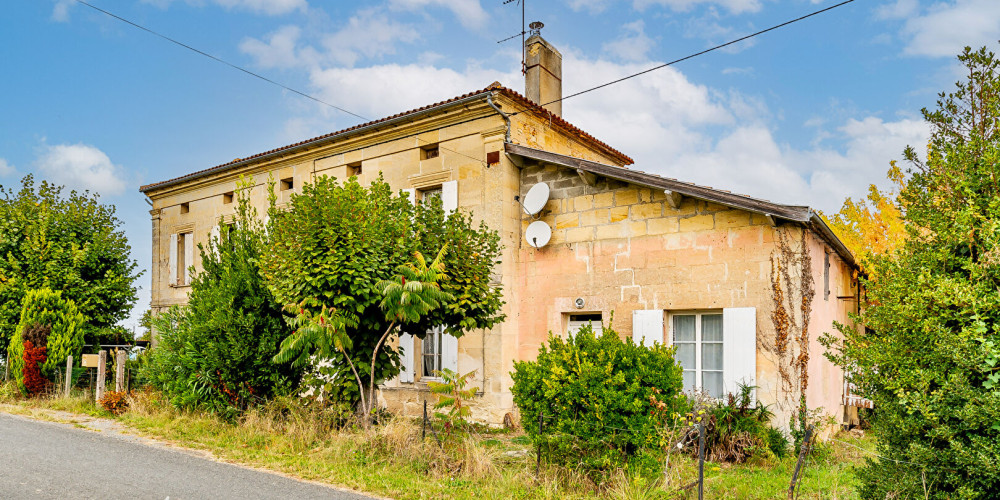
<box><xmin>2</xmin><ymin>0</ymin><xmax>997</xmax><ymax>328</ymax></box>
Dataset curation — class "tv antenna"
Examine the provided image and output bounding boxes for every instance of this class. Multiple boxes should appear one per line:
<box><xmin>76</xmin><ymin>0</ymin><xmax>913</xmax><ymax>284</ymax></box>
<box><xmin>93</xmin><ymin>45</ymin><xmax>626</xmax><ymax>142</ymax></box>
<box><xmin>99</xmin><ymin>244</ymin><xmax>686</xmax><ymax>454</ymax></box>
<box><xmin>498</xmin><ymin>0</ymin><xmax>527</xmax><ymax>74</ymax></box>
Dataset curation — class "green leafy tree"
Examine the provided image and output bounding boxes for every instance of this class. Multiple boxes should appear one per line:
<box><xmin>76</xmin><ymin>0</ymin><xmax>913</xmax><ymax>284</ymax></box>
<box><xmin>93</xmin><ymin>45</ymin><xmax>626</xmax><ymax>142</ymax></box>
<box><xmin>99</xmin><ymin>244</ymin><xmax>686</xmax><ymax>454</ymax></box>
<box><xmin>143</xmin><ymin>179</ymin><xmax>299</xmax><ymax>418</ymax></box>
<box><xmin>261</xmin><ymin>175</ymin><xmax>504</xmax><ymax>409</ymax></box>
<box><xmin>822</xmin><ymin>45</ymin><xmax>1000</xmax><ymax>499</ymax></box>
<box><xmin>428</xmin><ymin>368</ymin><xmax>479</xmax><ymax>432</ymax></box>
<box><xmin>6</xmin><ymin>288</ymin><xmax>85</xmax><ymax>390</ymax></box>
<box><xmin>511</xmin><ymin>321</ymin><xmax>686</xmax><ymax>472</ymax></box>
<box><xmin>0</xmin><ymin>175</ymin><xmax>140</xmax><ymax>351</ymax></box>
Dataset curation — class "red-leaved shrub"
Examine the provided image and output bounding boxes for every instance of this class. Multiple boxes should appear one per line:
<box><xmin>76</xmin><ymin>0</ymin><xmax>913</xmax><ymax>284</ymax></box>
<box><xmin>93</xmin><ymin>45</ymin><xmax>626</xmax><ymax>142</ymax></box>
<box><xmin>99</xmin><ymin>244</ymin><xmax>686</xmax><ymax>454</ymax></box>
<box><xmin>99</xmin><ymin>391</ymin><xmax>129</xmax><ymax>416</ymax></box>
<box><xmin>22</xmin><ymin>340</ymin><xmax>48</xmax><ymax>396</ymax></box>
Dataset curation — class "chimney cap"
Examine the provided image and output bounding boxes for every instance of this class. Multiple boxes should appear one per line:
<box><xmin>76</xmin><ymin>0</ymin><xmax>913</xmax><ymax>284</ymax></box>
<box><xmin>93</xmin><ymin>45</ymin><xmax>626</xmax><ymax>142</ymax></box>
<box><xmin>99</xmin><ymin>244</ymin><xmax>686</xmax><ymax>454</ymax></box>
<box><xmin>529</xmin><ymin>21</ymin><xmax>544</xmax><ymax>36</ymax></box>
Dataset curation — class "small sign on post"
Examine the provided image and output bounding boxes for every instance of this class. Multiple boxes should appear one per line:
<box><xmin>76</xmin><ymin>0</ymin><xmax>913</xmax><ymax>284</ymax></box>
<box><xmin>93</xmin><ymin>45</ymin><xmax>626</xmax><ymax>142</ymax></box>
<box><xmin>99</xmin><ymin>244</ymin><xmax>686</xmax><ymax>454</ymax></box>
<box><xmin>81</xmin><ymin>354</ymin><xmax>99</xmax><ymax>368</ymax></box>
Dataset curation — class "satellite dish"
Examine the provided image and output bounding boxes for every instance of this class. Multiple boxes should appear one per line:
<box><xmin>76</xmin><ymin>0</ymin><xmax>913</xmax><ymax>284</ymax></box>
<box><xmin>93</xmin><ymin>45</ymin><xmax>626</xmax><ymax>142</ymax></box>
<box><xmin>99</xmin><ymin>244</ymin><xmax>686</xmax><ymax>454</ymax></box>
<box><xmin>525</xmin><ymin>220</ymin><xmax>551</xmax><ymax>248</ymax></box>
<box><xmin>522</xmin><ymin>182</ymin><xmax>550</xmax><ymax>216</ymax></box>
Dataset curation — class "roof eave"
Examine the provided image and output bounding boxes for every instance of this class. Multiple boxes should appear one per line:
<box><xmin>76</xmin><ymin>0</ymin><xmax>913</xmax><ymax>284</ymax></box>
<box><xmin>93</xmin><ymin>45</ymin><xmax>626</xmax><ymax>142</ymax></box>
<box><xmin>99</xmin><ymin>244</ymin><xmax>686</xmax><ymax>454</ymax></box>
<box><xmin>505</xmin><ymin>142</ymin><xmax>858</xmax><ymax>269</ymax></box>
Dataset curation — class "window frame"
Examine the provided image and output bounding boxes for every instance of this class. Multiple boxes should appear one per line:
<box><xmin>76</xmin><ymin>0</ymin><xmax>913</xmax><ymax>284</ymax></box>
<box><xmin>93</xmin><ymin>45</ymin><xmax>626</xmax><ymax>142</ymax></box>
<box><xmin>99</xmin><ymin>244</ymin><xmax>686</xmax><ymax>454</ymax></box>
<box><xmin>420</xmin><ymin>325</ymin><xmax>445</xmax><ymax>380</ymax></box>
<box><xmin>669</xmin><ymin>310</ymin><xmax>725</xmax><ymax>398</ymax></box>
<box><xmin>565</xmin><ymin>312</ymin><xmax>603</xmax><ymax>339</ymax></box>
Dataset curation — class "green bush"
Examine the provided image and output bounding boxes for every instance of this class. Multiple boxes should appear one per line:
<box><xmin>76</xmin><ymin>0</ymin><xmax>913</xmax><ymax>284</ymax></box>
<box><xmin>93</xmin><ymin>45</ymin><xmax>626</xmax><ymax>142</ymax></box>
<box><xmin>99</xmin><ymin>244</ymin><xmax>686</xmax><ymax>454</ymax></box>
<box><xmin>143</xmin><ymin>181</ymin><xmax>299</xmax><ymax>419</ymax></box>
<box><xmin>511</xmin><ymin>321</ymin><xmax>685</xmax><ymax>472</ymax></box>
<box><xmin>5</xmin><ymin>288</ymin><xmax>85</xmax><ymax>390</ymax></box>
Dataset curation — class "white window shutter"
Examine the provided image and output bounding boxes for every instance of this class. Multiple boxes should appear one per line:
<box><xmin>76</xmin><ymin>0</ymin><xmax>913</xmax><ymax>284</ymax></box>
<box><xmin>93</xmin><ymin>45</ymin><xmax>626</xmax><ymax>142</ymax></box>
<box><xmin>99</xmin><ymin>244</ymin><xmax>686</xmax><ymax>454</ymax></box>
<box><xmin>632</xmin><ymin>310</ymin><xmax>663</xmax><ymax>347</ymax></box>
<box><xmin>441</xmin><ymin>180</ymin><xmax>458</xmax><ymax>218</ymax></box>
<box><xmin>441</xmin><ymin>332</ymin><xmax>458</xmax><ymax>373</ymax></box>
<box><xmin>183</xmin><ymin>233</ymin><xmax>194</xmax><ymax>285</ymax></box>
<box><xmin>723</xmin><ymin>307</ymin><xmax>757</xmax><ymax>398</ymax></box>
<box><xmin>168</xmin><ymin>233</ymin><xmax>178</xmax><ymax>286</ymax></box>
<box><xmin>210</xmin><ymin>225</ymin><xmax>221</xmax><ymax>256</ymax></box>
<box><xmin>398</xmin><ymin>333</ymin><xmax>414</xmax><ymax>383</ymax></box>
<box><xmin>402</xmin><ymin>188</ymin><xmax>416</xmax><ymax>203</ymax></box>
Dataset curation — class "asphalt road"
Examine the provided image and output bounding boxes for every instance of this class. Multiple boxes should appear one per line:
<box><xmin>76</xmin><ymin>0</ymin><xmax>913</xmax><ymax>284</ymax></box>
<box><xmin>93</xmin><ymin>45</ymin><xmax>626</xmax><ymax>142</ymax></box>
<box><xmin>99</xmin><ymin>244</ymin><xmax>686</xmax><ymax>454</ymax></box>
<box><xmin>0</xmin><ymin>412</ymin><xmax>376</xmax><ymax>500</ymax></box>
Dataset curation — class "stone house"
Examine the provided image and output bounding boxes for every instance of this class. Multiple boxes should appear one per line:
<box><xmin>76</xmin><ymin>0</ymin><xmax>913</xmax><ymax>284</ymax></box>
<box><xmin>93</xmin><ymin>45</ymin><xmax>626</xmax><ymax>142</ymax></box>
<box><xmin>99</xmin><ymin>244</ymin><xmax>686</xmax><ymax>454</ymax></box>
<box><xmin>139</xmin><ymin>32</ymin><xmax>860</xmax><ymax>429</ymax></box>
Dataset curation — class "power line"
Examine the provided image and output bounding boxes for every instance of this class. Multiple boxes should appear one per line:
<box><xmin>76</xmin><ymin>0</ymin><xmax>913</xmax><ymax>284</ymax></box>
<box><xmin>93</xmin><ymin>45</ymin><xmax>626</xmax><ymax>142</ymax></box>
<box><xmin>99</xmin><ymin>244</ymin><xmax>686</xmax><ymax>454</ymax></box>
<box><xmin>71</xmin><ymin>0</ymin><xmax>487</xmax><ymax>166</ymax></box>
<box><xmin>514</xmin><ymin>0</ymin><xmax>858</xmax><ymax>115</ymax></box>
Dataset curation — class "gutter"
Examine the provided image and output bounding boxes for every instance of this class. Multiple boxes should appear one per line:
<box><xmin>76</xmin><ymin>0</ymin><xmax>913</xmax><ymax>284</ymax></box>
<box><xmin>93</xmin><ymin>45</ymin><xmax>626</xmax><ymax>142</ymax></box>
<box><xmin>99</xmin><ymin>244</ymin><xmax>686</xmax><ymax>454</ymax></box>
<box><xmin>486</xmin><ymin>92</ymin><xmax>511</xmax><ymax>143</ymax></box>
<box><xmin>140</xmin><ymin>91</ymin><xmax>493</xmax><ymax>194</ymax></box>
<box><xmin>808</xmin><ymin>211</ymin><xmax>857</xmax><ymax>269</ymax></box>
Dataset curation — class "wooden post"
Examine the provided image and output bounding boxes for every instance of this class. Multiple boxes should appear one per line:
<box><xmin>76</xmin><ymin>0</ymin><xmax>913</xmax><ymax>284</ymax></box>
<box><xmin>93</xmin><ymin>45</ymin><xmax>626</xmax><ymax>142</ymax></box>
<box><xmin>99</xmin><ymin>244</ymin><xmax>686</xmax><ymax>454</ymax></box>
<box><xmin>64</xmin><ymin>356</ymin><xmax>73</xmax><ymax>397</ymax></box>
<box><xmin>422</xmin><ymin>400</ymin><xmax>427</xmax><ymax>441</ymax></box>
<box><xmin>788</xmin><ymin>425</ymin><xmax>814</xmax><ymax>499</ymax></box>
<box><xmin>95</xmin><ymin>350</ymin><xmax>106</xmax><ymax>402</ymax></box>
<box><xmin>115</xmin><ymin>350</ymin><xmax>126</xmax><ymax>392</ymax></box>
<box><xmin>697</xmin><ymin>421</ymin><xmax>706</xmax><ymax>500</ymax></box>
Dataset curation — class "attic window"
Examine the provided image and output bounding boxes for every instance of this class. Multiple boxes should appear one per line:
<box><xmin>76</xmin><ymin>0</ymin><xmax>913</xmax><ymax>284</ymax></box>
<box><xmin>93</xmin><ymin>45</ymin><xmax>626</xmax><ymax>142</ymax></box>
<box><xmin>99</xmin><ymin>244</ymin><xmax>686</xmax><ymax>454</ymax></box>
<box><xmin>347</xmin><ymin>162</ymin><xmax>362</xmax><ymax>178</ymax></box>
<box><xmin>280</xmin><ymin>177</ymin><xmax>294</xmax><ymax>191</ymax></box>
<box><xmin>222</xmin><ymin>192</ymin><xmax>234</xmax><ymax>204</ymax></box>
<box><xmin>421</xmin><ymin>144</ymin><xmax>440</xmax><ymax>160</ymax></box>
<box><xmin>179</xmin><ymin>203</ymin><xmax>190</xmax><ymax>214</ymax></box>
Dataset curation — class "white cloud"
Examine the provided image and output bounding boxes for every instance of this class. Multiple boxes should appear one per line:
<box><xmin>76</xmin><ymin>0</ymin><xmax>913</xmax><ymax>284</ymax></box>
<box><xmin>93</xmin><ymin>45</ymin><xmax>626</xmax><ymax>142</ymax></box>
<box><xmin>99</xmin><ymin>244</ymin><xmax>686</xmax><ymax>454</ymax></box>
<box><xmin>36</xmin><ymin>143</ymin><xmax>127</xmax><ymax>196</ymax></box>
<box><xmin>896</xmin><ymin>0</ymin><xmax>1000</xmax><ymax>57</ymax></box>
<box><xmin>52</xmin><ymin>0</ymin><xmax>73</xmax><ymax>22</ymax></box>
<box><xmin>144</xmin><ymin>0</ymin><xmax>306</xmax><ymax>16</ymax></box>
<box><xmin>241</xmin><ymin>10</ymin><xmax>420</xmax><ymax>69</ymax></box>
<box><xmin>876</xmin><ymin>0</ymin><xmax>918</xmax><ymax>19</ymax></box>
<box><xmin>388</xmin><ymin>0</ymin><xmax>488</xmax><ymax>29</ymax></box>
<box><xmin>0</xmin><ymin>158</ymin><xmax>15</xmax><ymax>177</ymax></box>
<box><xmin>602</xmin><ymin>20</ymin><xmax>656</xmax><ymax>62</ymax></box>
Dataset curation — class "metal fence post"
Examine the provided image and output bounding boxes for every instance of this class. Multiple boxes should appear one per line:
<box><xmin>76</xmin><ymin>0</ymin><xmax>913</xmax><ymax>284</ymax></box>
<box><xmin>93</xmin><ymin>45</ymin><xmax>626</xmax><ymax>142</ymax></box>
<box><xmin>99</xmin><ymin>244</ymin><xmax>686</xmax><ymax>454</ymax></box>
<box><xmin>422</xmin><ymin>400</ymin><xmax>427</xmax><ymax>441</ymax></box>
<box><xmin>64</xmin><ymin>356</ymin><xmax>73</xmax><ymax>397</ymax></box>
<box><xmin>697</xmin><ymin>421</ymin><xmax>706</xmax><ymax>500</ymax></box>
<box><xmin>536</xmin><ymin>411</ymin><xmax>543</xmax><ymax>476</ymax></box>
<box><xmin>788</xmin><ymin>425</ymin><xmax>814</xmax><ymax>499</ymax></box>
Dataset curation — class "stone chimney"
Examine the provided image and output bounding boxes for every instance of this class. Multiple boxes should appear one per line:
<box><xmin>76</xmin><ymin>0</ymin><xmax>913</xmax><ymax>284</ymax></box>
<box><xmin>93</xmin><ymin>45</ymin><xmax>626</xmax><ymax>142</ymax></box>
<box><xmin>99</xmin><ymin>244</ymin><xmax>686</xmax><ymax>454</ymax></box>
<box><xmin>524</xmin><ymin>22</ymin><xmax>562</xmax><ymax>117</ymax></box>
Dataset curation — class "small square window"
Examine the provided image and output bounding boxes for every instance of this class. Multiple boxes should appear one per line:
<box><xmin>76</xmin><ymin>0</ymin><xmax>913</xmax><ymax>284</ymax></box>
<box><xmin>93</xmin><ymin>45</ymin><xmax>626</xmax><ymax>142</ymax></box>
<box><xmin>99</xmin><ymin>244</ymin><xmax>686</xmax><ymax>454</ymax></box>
<box><xmin>222</xmin><ymin>192</ymin><xmax>234</xmax><ymax>204</ymax></box>
<box><xmin>347</xmin><ymin>162</ymin><xmax>362</xmax><ymax>178</ymax></box>
<box><xmin>280</xmin><ymin>177</ymin><xmax>294</xmax><ymax>191</ymax></box>
<box><xmin>179</xmin><ymin>203</ymin><xmax>190</xmax><ymax>214</ymax></box>
<box><xmin>419</xmin><ymin>187</ymin><xmax>442</xmax><ymax>204</ymax></box>
<box><xmin>567</xmin><ymin>313</ymin><xmax>603</xmax><ymax>338</ymax></box>
<box><xmin>420</xmin><ymin>145</ymin><xmax>440</xmax><ymax>160</ymax></box>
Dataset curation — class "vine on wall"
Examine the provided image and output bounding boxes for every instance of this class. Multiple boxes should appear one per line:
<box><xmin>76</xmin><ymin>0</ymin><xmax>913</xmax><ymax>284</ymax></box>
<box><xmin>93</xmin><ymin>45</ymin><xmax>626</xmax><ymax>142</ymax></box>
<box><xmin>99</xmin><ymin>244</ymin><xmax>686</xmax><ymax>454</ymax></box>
<box><xmin>766</xmin><ymin>227</ymin><xmax>816</xmax><ymax>433</ymax></box>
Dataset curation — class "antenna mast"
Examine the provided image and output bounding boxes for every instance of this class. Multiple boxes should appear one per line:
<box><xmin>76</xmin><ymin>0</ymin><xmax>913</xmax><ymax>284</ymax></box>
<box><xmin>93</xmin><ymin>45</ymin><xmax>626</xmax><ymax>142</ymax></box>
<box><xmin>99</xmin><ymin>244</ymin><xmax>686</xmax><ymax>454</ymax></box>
<box><xmin>499</xmin><ymin>0</ymin><xmax>527</xmax><ymax>74</ymax></box>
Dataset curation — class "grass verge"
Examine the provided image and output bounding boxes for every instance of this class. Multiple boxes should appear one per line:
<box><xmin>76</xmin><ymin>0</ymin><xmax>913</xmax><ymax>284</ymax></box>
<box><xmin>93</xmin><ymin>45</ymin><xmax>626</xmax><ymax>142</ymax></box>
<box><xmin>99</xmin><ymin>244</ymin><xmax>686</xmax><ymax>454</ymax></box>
<box><xmin>0</xmin><ymin>384</ymin><xmax>872</xmax><ymax>499</ymax></box>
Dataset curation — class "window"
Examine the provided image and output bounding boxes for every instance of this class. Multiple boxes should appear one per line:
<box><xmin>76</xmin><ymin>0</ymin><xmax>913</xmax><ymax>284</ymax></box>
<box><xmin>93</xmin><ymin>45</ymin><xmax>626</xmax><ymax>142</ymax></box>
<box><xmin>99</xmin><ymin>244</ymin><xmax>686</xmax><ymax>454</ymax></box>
<box><xmin>169</xmin><ymin>232</ymin><xmax>194</xmax><ymax>286</ymax></box>
<box><xmin>567</xmin><ymin>313</ymin><xmax>603</xmax><ymax>338</ymax></box>
<box><xmin>420</xmin><ymin>144</ymin><xmax>440</xmax><ymax>160</ymax></box>
<box><xmin>179</xmin><ymin>202</ymin><xmax>190</xmax><ymax>214</ymax></box>
<box><xmin>223</xmin><ymin>192</ymin><xmax>234</xmax><ymax>204</ymax></box>
<box><xmin>419</xmin><ymin>186</ymin><xmax>442</xmax><ymax>204</ymax></box>
<box><xmin>347</xmin><ymin>162</ymin><xmax>362</xmax><ymax>177</ymax></box>
<box><xmin>673</xmin><ymin>313</ymin><xmax>724</xmax><ymax>398</ymax></box>
<box><xmin>422</xmin><ymin>326</ymin><xmax>444</xmax><ymax>378</ymax></box>
<box><xmin>280</xmin><ymin>177</ymin><xmax>294</xmax><ymax>191</ymax></box>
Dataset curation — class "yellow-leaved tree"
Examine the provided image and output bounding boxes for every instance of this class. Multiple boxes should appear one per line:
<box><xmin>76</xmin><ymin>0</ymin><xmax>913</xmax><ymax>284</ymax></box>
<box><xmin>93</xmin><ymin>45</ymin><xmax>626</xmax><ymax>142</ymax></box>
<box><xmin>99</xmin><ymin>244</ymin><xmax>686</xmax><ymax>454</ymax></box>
<box><xmin>823</xmin><ymin>162</ymin><xmax>908</xmax><ymax>270</ymax></box>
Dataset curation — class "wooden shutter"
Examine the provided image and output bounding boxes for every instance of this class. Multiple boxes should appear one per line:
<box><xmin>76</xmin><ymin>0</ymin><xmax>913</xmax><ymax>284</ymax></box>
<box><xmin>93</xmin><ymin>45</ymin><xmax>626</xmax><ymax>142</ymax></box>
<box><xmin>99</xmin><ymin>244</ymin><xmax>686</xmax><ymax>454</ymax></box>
<box><xmin>398</xmin><ymin>333</ymin><xmax>414</xmax><ymax>383</ymax></box>
<box><xmin>402</xmin><ymin>188</ymin><xmax>416</xmax><ymax>203</ymax></box>
<box><xmin>723</xmin><ymin>307</ymin><xmax>757</xmax><ymax>398</ymax></box>
<box><xmin>210</xmin><ymin>225</ymin><xmax>221</xmax><ymax>256</ymax></box>
<box><xmin>441</xmin><ymin>332</ymin><xmax>458</xmax><ymax>373</ymax></box>
<box><xmin>183</xmin><ymin>233</ymin><xmax>194</xmax><ymax>285</ymax></box>
<box><xmin>168</xmin><ymin>233</ymin><xmax>178</xmax><ymax>286</ymax></box>
<box><xmin>632</xmin><ymin>309</ymin><xmax>663</xmax><ymax>347</ymax></box>
<box><xmin>441</xmin><ymin>181</ymin><xmax>458</xmax><ymax>218</ymax></box>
